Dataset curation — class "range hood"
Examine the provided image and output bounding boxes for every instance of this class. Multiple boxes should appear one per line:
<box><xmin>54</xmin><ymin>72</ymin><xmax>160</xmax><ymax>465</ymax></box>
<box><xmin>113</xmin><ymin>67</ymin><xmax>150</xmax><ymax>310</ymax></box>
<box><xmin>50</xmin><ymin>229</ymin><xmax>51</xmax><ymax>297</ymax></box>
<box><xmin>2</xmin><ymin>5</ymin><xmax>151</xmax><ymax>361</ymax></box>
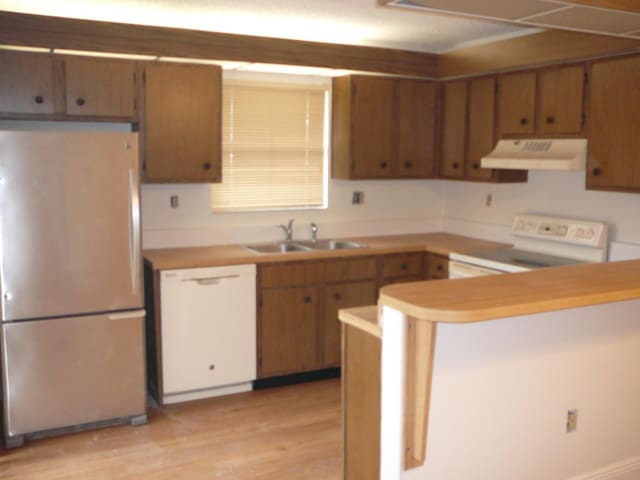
<box><xmin>481</xmin><ymin>139</ymin><xmax>587</xmax><ymax>171</ymax></box>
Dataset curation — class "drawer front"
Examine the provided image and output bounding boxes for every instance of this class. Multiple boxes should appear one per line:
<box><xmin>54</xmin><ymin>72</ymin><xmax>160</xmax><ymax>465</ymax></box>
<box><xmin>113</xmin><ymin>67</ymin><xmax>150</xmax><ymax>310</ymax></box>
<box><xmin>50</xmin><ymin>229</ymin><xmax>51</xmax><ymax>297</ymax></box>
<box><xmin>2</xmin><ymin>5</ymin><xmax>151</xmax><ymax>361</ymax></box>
<box><xmin>380</xmin><ymin>253</ymin><xmax>423</xmax><ymax>279</ymax></box>
<box><xmin>323</xmin><ymin>257</ymin><xmax>377</xmax><ymax>283</ymax></box>
<box><xmin>260</xmin><ymin>257</ymin><xmax>377</xmax><ymax>288</ymax></box>
<box><xmin>427</xmin><ymin>254</ymin><xmax>449</xmax><ymax>279</ymax></box>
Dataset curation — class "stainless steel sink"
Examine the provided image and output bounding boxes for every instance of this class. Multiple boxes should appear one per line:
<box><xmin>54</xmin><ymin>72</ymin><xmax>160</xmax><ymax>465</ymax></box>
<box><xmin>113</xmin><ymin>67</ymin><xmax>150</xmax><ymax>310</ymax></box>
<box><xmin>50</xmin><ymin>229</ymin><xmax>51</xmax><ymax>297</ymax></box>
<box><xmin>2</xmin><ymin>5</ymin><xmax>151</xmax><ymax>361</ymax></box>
<box><xmin>244</xmin><ymin>242</ymin><xmax>312</xmax><ymax>254</ymax></box>
<box><xmin>244</xmin><ymin>239</ymin><xmax>367</xmax><ymax>254</ymax></box>
<box><xmin>295</xmin><ymin>239</ymin><xmax>367</xmax><ymax>250</ymax></box>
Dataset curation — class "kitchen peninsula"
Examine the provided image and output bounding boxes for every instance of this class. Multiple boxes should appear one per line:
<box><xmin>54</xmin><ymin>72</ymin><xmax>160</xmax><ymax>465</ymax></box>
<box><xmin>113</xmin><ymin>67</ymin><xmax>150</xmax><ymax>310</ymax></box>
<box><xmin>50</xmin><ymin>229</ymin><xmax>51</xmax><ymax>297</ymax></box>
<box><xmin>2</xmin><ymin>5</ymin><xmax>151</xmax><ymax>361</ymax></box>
<box><xmin>341</xmin><ymin>260</ymin><xmax>640</xmax><ymax>480</ymax></box>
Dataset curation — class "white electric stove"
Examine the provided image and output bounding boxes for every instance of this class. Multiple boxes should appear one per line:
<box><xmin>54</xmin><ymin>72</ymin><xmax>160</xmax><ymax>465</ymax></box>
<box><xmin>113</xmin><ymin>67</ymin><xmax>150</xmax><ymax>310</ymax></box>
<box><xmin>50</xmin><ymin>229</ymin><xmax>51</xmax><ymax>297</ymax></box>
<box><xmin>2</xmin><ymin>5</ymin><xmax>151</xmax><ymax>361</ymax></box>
<box><xmin>449</xmin><ymin>214</ymin><xmax>609</xmax><ymax>278</ymax></box>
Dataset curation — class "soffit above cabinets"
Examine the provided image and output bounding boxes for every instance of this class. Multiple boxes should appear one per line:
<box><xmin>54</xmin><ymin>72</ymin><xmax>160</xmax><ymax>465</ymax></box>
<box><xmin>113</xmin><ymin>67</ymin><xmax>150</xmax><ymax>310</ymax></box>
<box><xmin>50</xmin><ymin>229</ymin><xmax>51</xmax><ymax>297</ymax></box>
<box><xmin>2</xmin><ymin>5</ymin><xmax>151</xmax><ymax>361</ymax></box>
<box><xmin>384</xmin><ymin>0</ymin><xmax>640</xmax><ymax>40</ymax></box>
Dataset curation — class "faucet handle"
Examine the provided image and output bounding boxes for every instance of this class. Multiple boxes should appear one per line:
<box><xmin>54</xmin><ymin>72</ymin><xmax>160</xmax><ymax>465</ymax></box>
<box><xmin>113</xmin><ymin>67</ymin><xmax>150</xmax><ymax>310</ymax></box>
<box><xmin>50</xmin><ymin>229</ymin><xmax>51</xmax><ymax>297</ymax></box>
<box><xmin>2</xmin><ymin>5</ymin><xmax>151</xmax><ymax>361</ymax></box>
<box><xmin>310</xmin><ymin>222</ymin><xmax>318</xmax><ymax>242</ymax></box>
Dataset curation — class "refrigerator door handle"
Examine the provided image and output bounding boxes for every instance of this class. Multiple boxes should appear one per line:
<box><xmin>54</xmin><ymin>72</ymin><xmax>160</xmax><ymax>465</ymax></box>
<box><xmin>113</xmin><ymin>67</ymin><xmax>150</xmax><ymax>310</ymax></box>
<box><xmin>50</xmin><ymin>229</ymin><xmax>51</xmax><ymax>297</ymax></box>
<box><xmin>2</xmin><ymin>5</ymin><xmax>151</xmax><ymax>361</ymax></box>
<box><xmin>108</xmin><ymin>309</ymin><xmax>146</xmax><ymax>321</ymax></box>
<box><xmin>129</xmin><ymin>168</ymin><xmax>141</xmax><ymax>296</ymax></box>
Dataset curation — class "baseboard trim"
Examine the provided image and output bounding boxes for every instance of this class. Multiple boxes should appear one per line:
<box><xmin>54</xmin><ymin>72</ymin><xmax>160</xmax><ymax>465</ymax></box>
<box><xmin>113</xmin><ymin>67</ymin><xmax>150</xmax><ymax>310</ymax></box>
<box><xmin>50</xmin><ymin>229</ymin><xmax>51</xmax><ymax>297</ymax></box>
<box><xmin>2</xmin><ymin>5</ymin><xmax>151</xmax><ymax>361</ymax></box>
<box><xmin>567</xmin><ymin>456</ymin><xmax>640</xmax><ymax>480</ymax></box>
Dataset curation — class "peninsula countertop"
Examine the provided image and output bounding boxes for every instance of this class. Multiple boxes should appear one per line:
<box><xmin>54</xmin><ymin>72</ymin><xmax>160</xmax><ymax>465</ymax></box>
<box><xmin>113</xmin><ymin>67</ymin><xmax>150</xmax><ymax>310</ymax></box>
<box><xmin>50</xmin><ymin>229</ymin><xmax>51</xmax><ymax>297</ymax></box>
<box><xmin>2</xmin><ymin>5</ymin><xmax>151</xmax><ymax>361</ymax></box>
<box><xmin>143</xmin><ymin>232</ymin><xmax>507</xmax><ymax>270</ymax></box>
<box><xmin>380</xmin><ymin>259</ymin><xmax>640</xmax><ymax>323</ymax></box>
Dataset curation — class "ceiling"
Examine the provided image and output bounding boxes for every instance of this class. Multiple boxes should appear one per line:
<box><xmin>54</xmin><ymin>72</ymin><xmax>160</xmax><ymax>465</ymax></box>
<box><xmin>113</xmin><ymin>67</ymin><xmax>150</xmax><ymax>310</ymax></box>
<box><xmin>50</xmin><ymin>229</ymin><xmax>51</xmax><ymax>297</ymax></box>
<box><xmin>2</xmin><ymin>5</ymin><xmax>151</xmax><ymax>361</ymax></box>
<box><xmin>0</xmin><ymin>0</ymin><xmax>537</xmax><ymax>53</ymax></box>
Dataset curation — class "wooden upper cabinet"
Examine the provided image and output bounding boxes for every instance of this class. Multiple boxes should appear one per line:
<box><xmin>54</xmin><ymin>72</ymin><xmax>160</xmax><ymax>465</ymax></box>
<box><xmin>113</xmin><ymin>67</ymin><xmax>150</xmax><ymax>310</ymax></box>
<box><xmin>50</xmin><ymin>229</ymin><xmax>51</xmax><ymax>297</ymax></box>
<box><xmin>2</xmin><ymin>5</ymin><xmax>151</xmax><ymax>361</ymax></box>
<box><xmin>331</xmin><ymin>75</ymin><xmax>437</xmax><ymax>180</ymax></box>
<box><xmin>439</xmin><ymin>80</ymin><xmax>467</xmax><ymax>178</ymax></box>
<box><xmin>587</xmin><ymin>56</ymin><xmax>640</xmax><ymax>192</ymax></box>
<box><xmin>395</xmin><ymin>79</ymin><xmax>438</xmax><ymax>177</ymax></box>
<box><xmin>537</xmin><ymin>65</ymin><xmax>585</xmax><ymax>135</ymax></box>
<box><xmin>466</xmin><ymin>76</ymin><xmax>496</xmax><ymax>180</ymax></box>
<box><xmin>497</xmin><ymin>71</ymin><xmax>536</xmax><ymax>136</ymax></box>
<box><xmin>65</xmin><ymin>57</ymin><xmax>135</xmax><ymax>118</ymax></box>
<box><xmin>0</xmin><ymin>51</ymin><xmax>55</xmax><ymax>115</ymax></box>
<box><xmin>143</xmin><ymin>62</ymin><xmax>222</xmax><ymax>183</ymax></box>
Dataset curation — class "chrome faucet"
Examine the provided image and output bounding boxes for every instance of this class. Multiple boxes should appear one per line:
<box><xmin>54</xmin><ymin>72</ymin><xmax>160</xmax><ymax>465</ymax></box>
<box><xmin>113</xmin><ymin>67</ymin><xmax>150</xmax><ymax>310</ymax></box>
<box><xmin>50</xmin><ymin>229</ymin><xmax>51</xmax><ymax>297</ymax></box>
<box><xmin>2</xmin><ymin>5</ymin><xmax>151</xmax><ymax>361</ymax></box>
<box><xmin>277</xmin><ymin>219</ymin><xmax>295</xmax><ymax>241</ymax></box>
<box><xmin>310</xmin><ymin>222</ymin><xmax>318</xmax><ymax>243</ymax></box>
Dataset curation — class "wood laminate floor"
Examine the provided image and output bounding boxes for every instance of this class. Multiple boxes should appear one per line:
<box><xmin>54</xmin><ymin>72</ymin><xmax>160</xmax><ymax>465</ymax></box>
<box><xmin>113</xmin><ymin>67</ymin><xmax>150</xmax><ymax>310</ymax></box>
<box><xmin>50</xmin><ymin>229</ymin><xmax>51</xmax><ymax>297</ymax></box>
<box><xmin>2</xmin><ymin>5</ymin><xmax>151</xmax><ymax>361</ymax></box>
<box><xmin>0</xmin><ymin>379</ymin><xmax>341</xmax><ymax>480</ymax></box>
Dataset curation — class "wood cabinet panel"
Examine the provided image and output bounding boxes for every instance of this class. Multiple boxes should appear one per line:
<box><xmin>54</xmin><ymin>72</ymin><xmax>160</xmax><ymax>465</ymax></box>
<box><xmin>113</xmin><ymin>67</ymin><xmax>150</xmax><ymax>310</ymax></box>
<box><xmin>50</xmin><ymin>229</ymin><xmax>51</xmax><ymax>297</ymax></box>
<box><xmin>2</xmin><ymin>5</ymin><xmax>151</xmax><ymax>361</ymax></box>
<box><xmin>260</xmin><ymin>257</ymin><xmax>377</xmax><ymax>288</ymax></box>
<box><xmin>143</xmin><ymin>62</ymin><xmax>222</xmax><ymax>183</ymax></box>
<box><xmin>497</xmin><ymin>72</ymin><xmax>537</xmax><ymax>136</ymax></box>
<box><xmin>380</xmin><ymin>253</ymin><xmax>424</xmax><ymax>279</ymax></box>
<box><xmin>65</xmin><ymin>57</ymin><xmax>135</xmax><ymax>118</ymax></box>
<box><xmin>0</xmin><ymin>51</ymin><xmax>55</xmax><ymax>115</ymax></box>
<box><xmin>352</xmin><ymin>76</ymin><xmax>395</xmax><ymax>178</ymax></box>
<box><xmin>395</xmin><ymin>79</ymin><xmax>438</xmax><ymax>177</ymax></box>
<box><xmin>587</xmin><ymin>56</ymin><xmax>640</xmax><ymax>191</ymax></box>
<box><xmin>537</xmin><ymin>65</ymin><xmax>585</xmax><ymax>135</ymax></box>
<box><xmin>439</xmin><ymin>80</ymin><xmax>467</xmax><ymax>178</ymax></box>
<box><xmin>466</xmin><ymin>76</ymin><xmax>496</xmax><ymax>180</ymax></box>
<box><xmin>426</xmin><ymin>253</ymin><xmax>449</xmax><ymax>279</ymax></box>
<box><xmin>259</xmin><ymin>287</ymin><xmax>319</xmax><ymax>377</ymax></box>
<box><xmin>323</xmin><ymin>281</ymin><xmax>377</xmax><ymax>367</ymax></box>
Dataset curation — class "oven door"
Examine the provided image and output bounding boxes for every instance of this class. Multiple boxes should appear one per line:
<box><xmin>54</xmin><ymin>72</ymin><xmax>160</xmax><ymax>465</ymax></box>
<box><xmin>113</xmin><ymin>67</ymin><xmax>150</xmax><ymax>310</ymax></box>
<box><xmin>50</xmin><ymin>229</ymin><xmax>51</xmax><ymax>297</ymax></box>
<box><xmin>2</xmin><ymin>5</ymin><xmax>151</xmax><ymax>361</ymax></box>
<box><xmin>448</xmin><ymin>260</ymin><xmax>505</xmax><ymax>279</ymax></box>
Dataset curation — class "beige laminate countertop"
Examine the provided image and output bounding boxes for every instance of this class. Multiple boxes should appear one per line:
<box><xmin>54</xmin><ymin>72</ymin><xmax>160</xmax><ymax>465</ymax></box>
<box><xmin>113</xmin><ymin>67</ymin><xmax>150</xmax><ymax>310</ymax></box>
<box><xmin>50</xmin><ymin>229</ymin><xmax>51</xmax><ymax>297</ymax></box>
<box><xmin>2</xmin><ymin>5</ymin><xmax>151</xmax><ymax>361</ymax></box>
<box><xmin>143</xmin><ymin>233</ymin><xmax>507</xmax><ymax>270</ymax></box>
<box><xmin>380</xmin><ymin>259</ymin><xmax>640</xmax><ymax>324</ymax></box>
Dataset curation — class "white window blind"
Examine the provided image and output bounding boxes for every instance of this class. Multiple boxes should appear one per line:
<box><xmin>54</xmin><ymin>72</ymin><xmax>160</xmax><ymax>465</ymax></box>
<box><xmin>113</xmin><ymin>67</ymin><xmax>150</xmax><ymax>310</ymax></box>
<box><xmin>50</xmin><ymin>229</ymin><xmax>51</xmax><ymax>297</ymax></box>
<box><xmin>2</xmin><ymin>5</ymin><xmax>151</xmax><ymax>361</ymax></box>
<box><xmin>212</xmin><ymin>79</ymin><xmax>328</xmax><ymax>212</ymax></box>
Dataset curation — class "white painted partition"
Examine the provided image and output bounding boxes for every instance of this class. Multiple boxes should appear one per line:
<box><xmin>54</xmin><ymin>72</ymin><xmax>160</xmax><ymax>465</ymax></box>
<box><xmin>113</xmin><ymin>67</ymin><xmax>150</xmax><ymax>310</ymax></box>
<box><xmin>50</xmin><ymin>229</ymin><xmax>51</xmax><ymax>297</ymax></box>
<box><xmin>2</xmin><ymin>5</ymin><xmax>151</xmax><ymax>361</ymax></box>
<box><xmin>379</xmin><ymin>299</ymin><xmax>640</xmax><ymax>480</ymax></box>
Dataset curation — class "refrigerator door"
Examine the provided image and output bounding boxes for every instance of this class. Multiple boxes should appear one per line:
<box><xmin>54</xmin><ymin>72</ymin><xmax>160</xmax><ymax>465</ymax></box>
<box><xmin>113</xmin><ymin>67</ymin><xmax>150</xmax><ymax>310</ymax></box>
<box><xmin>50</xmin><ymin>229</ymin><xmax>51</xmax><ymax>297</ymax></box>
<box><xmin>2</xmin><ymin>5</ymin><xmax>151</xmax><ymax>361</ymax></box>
<box><xmin>0</xmin><ymin>131</ymin><xmax>142</xmax><ymax>321</ymax></box>
<box><xmin>1</xmin><ymin>311</ymin><xmax>146</xmax><ymax>437</ymax></box>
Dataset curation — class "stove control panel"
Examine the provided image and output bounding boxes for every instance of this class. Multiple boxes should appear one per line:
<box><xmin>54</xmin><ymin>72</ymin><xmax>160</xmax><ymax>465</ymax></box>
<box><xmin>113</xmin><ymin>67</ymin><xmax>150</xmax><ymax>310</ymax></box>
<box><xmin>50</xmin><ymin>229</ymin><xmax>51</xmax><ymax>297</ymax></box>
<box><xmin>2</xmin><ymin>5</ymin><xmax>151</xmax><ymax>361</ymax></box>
<box><xmin>512</xmin><ymin>215</ymin><xmax>607</xmax><ymax>248</ymax></box>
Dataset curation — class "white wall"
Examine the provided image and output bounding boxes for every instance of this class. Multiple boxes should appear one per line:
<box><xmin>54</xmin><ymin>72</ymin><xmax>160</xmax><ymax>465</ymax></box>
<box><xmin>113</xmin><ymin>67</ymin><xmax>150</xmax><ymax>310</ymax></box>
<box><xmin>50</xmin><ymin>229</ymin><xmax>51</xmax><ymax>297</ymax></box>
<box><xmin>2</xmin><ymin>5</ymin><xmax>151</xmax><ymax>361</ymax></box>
<box><xmin>141</xmin><ymin>179</ymin><xmax>445</xmax><ymax>248</ymax></box>
<box><xmin>442</xmin><ymin>171</ymin><xmax>640</xmax><ymax>244</ymax></box>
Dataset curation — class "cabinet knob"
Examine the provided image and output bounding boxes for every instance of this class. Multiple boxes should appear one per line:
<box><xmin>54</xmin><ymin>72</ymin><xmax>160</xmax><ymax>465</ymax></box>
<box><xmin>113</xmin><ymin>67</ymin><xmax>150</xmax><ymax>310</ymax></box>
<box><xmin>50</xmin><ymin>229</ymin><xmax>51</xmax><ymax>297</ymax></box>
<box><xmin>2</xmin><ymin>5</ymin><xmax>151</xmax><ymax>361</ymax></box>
<box><xmin>592</xmin><ymin>167</ymin><xmax>602</xmax><ymax>177</ymax></box>
<box><xmin>333</xmin><ymin>292</ymin><xmax>342</xmax><ymax>301</ymax></box>
<box><xmin>546</xmin><ymin>115</ymin><xmax>556</xmax><ymax>125</ymax></box>
<box><xmin>520</xmin><ymin>117</ymin><xmax>528</xmax><ymax>126</ymax></box>
<box><xmin>452</xmin><ymin>162</ymin><xmax>459</xmax><ymax>170</ymax></box>
<box><xmin>34</xmin><ymin>95</ymin><xmax>44</xmax><ymax>104</ymax></box>
<box><xmin>209</xmin><ymin>364</ymin><xmax>215</xmax><ymax>370</ymax></box>
<box><xmin>76</xmin><ymin>97</ymin><xmax>85</xmax><ymax>107</ymax></box>
<box><xmin>400</xmin><ymin>263</ymin><xmax>408</xmax><ymax>271</ymax></box>
<box><xmin>203</xmin><ymin>162</ymin><xmax>212</xmax><ymax>171</ymax></box>
<box><xmin>403</xmin><ymin>161</ymin><xmax>413</xmax><ymax>169</ymax></box>
<box><xmin>380</xmin><ymin>161</ymin><xmax>388</xmax><ymax>169</ymax></box>
<box><xmin>436</xmin><ymin>264</ymin><xmax>443</xmax><ymax>271</ymax></box>
<box><xmin>303</xmin><ymin>295</ymin><xmax>312</xmax><ymax>304</ymax></box>
<box><xmin>472</xmin><ymin>163</ymin><xmax>480</xmax><ymax>170</ymax></box>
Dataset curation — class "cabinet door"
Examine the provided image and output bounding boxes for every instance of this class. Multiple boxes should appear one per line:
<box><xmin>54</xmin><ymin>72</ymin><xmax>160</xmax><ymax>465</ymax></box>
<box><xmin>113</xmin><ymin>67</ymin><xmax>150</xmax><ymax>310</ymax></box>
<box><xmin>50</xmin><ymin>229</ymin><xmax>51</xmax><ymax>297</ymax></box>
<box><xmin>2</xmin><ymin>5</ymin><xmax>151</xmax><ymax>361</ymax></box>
<box><xmin>0</xmin><ymin>52</ymin><xmax>54</xmax><ymax>115</ymax></box>
<box><xmin>65</xmin><ymin>57</ymin><xmax>135</xmax><ymax>118</ymax></box>
<box><xmin>259</xmin><ymin>287</ymin><xmax>319</xmax><ymax>377</ymax></box>
<box><xmin>466</xmin><ymin>76</ymin><xmax>496</xmax><ymax>180</ymax></box>
<box><xmin>143</xmin><ymin>63</ymin><xmax>222</xmax><ymax>183</ymax></box>
<box><xmin>395</xmin><ymin>79</ymin><xmax>437</xmax><ymax>178</ymax></box>
<box><xmin>537</xmin><ymin>65</ymin><xmax>585</xmax><ymax>135</ymax></box>
<box><xmin>352</xmin><ymin>76</ymin><xmax>395</xmax><ymax>178</ymax></box>
<box><xmin>323</xmin><ymin>281</ymin><xmax>377</xmax><ymax>367</ymax></box>
<box><xmin>497</xmin><ymin>72</ymin><xmax>536</xmax><ymax>136</ymax></box>
<box><xmin>426</xmin><ymin>253</ymin><xmax>449</xmax><ymax>279</ymax></box>
<box><xmin>439</xmin><ymin>80</ymin><xmax>467</xmax><ymax>178</ymax></box>
<box><xmin>588</xmin><ymin>57</ymin><xmax>640</xmax><ymax>191</ymax></box>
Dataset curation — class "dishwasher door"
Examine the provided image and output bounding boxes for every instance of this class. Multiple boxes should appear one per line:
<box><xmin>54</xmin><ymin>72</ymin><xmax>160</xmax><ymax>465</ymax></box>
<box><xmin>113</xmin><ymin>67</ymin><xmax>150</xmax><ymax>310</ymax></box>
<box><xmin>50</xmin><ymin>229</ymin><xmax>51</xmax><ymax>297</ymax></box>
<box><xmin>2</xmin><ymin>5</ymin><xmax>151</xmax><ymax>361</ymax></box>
<box><xmin>160</xmin><ymin>264</ymin><xmax>256</xmax><ymax>399</ymax></box>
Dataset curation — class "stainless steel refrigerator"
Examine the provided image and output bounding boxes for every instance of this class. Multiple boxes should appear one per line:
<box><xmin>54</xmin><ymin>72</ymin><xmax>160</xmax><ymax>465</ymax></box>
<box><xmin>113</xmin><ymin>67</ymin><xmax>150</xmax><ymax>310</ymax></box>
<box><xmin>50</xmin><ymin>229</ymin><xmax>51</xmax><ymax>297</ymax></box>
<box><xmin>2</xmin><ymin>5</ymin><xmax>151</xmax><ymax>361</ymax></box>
<box><xmin>0</xmin><ymin>129</ymin><xmax>147</xmax><ymax>448</ymax></box>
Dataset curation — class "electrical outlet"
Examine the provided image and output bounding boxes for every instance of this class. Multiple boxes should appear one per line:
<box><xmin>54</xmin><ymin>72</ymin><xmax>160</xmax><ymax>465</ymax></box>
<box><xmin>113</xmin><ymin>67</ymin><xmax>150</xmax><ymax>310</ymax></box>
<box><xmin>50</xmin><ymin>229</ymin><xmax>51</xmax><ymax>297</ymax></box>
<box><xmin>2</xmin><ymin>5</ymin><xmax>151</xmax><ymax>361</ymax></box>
<box><xmin>170</xmin><ymin>195</ymin><xmax>179</xmax><ymax>209</ymax></box>
<box><xmin>567</xmin><ymin>409</ymin><xmax>578</xmax><ymax>433</ymax></box>
<box><xmin>352</xmin><ymin>191</ymin><xmax>364</xmax><ymax>205</ymax></box>
<box><xmin>485</xmin><ymin>194</ymin><xmax>493</xmax><ymax>207</ymax></box>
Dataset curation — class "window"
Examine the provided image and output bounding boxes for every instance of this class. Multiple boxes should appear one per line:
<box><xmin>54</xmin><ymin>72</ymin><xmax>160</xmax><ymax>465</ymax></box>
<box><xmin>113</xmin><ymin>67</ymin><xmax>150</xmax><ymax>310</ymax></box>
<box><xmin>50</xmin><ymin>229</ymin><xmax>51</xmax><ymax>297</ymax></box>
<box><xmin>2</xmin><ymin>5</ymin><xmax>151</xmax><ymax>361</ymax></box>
<box><xmin>211</xmin><ymin>76</ymin><xmax>329</xmax><ymax>212</ymax></box>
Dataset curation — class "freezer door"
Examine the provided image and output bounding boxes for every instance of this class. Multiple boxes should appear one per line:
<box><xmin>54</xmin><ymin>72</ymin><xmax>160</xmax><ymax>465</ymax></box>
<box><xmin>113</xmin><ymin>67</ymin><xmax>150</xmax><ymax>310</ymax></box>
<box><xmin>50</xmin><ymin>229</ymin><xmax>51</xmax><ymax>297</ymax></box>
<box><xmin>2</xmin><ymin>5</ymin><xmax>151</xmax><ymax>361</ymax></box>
<box><xmin>0</xmin><ymin>131</ymin><xmax>142</xmax><ymax>321</ymax></box>
<box><xmin>1</xmin><ymin>311</ymin><xmax>146</xmax><ymax>437</ymax></box>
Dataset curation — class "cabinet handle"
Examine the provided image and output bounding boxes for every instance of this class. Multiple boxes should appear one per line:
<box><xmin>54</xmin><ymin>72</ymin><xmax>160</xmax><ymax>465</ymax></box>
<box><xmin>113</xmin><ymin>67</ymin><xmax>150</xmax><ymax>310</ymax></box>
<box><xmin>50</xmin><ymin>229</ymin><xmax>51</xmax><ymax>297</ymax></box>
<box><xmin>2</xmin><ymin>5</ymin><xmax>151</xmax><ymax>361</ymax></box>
<box><xmin>203</xmin><ymin>162</ymin><xmax>212</xmax><ymax>171</ymax></box>
<box><xmin>472</xmin><ymin>163</ymin><xmax>480</xmax><ymax>170</ymax></box>
<box><xmin>400</xmin><ymin>263</ymin><xmax>408</xmax><ymax>271</ymax></box>
<box><xmin>592</xmin><ymin>167</ymin><xmax>602</xmax><ymax>177</ymax></box>
<box><xmin>380</xmin><ymin>161</ymin><xmax>388</xmax><ymax>169</ymax></box>
<box><xmin>209</xmin><ymin>364</ymin><xmax>215</xmax><ymax>370</ymax></box>
<box><xmin>34</xmin><ymin>95</ymin><xmax>44</xmax><ymax>104</ymax></box>
<box><xmin>452</xmin><ymin>162</ymin><xmax>459</xmax><ymax>170</ymax></box>
<box><xmin>333</xmin><ymin>292</ymin><xmax>342</xmax><ymax>301</ymax></box>
<box><xmin>546</xmin><ymin>115</ymin><xmax>556</xmax><ymax>125</ymax></box>
<box><xmin>436</xmin><ymin>264</ymin><xmax>444</xmax><ymax>271</ymax></box>
<box><xmin>76</xmin><ymin>97</ymin><xmax>85</xmax><ymax>107</ymax></box>
<box><xmin>303</xmin><ymin>295</ymin><xmax>312</xmax><ymax>304</ymax></box>
<box><xmin>520</xmin><ymin>117</ymin><xmax>528</xmax><ymax>126</ymax></box>
<box><xmin>403</xmin><ymin>161</ymin><xmax>413</xmax><ymax>169</ymax></box>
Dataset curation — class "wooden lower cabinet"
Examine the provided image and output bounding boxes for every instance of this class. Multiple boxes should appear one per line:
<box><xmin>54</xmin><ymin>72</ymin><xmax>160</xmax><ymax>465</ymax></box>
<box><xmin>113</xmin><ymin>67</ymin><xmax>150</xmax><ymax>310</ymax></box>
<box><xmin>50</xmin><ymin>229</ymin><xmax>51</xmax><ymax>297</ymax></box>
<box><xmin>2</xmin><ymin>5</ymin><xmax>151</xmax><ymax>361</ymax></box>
<box><xmin>323</xmin><ymin>281</ymin><xmax>377</xmax><ymax>367</ymax></box>
<box><xmin>259</xmin><ymin>286</ymin><xmax>320</xmax><ymax>377</ymax></box>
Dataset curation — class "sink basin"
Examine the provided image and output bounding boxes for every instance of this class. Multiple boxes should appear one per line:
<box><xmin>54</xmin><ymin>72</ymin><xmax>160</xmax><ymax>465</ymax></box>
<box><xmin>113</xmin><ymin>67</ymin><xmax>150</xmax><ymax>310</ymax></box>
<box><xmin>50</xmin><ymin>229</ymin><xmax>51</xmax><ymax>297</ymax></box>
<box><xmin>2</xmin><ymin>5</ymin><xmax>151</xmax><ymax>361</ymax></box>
<box><xmin>244</xmin><ymin>242</ymin><xmax>312</xmax><ymax>254</ymax></box>
<box><xmin>295</xmin><ymin>239</ymin><xmax>367</xmax><ymax>250</ymax></box>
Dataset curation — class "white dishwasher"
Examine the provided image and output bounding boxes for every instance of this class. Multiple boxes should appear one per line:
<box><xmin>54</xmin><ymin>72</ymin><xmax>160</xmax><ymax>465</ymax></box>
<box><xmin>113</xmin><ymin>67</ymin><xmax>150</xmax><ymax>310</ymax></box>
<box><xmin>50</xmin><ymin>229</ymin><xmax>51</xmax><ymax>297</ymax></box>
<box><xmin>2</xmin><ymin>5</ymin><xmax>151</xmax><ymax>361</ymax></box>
<box><xmin>160</xmin><ymin>264</ymin><xmax>256</xmax><ymax>404</ymax></box>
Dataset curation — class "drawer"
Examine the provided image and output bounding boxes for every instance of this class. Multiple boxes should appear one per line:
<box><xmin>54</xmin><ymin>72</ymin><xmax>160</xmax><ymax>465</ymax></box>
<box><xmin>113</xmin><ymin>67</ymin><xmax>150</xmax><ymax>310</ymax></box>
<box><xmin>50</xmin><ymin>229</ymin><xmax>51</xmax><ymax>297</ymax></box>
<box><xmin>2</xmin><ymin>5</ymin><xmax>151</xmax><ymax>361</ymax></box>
<box><xmin>260</xmin><ymin>257</ymin><xmax>377</xmax><ymax>288</ymax></box>
<box><xmin>427</xmin><ymin>253</ymin><xmax>449</xmax><ymax>279</ymax></box>
<box><xmin>380</xmin><ymin>253</ymin><xmax>423</xmax><ymax>279</ymax></box>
